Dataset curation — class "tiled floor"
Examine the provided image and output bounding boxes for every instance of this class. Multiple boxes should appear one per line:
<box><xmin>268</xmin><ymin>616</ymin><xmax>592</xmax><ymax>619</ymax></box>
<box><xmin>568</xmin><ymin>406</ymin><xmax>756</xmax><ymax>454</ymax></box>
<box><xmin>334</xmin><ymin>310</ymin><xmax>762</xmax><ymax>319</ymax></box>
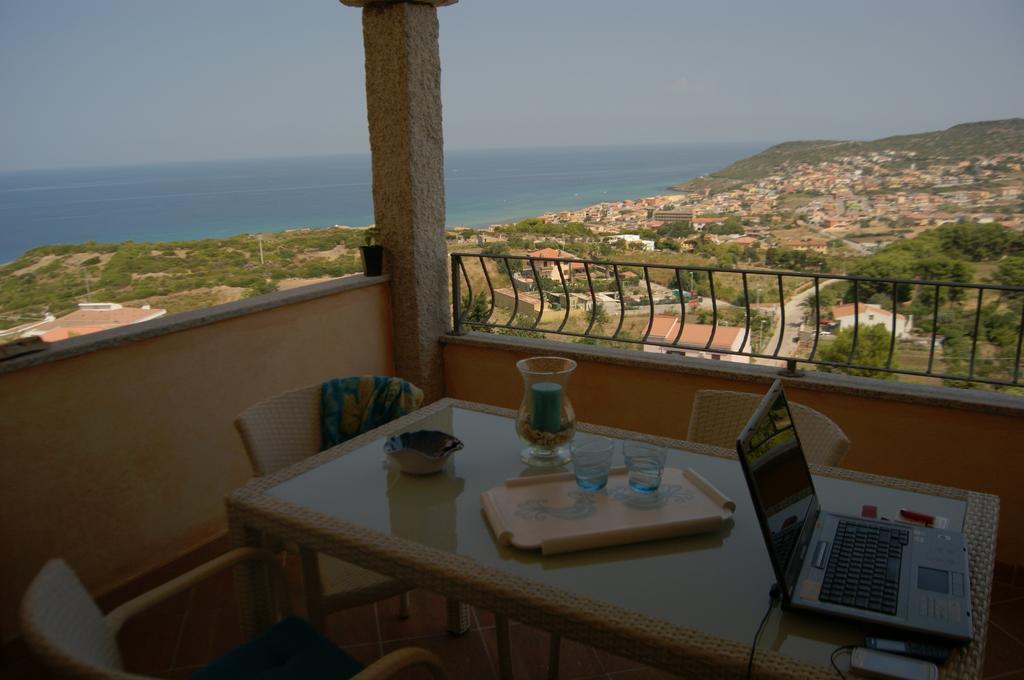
<box><xmin>5</xmin><ymin>557</ymin><xmax>1024</xmax><ymax>679</ymax></box>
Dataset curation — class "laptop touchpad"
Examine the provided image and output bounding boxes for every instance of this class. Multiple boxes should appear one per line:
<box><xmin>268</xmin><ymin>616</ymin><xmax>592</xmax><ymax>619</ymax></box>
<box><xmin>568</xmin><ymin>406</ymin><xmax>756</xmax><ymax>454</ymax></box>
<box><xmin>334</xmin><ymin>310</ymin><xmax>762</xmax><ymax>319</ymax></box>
<box><xmin>917</xmin><ymin>567</ymin><xmax>949</xmax><ymax>594</ymax></box>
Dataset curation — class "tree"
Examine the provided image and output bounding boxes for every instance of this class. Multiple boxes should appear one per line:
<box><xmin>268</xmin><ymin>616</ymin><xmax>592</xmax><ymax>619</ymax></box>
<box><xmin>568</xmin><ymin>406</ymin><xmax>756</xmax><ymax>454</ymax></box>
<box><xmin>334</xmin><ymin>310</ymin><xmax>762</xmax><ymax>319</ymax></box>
<box><xmin>463</xmin><ymin>292</ymin><xmax>492</xmax><ymax>326</ymax></box>
<box><xmin>994</xmin><ymin>255</ymin><xmax>1024</xmax><ymax>312</ymax></box>
<box><xmin>589</xmin><ymin>302</ymin><xmax>610</xmax><ymax>332</ymax></box>
<box><xmin>480</xmin><ymin>242</ymin><xmax>513</xmax><ymax>278</ymax></box>
<box><xmin>847</xmin><ymin>256</ymin><xmax>914</xmax><ymax>302</ymax></box>
<box><xmin>495</xmin><ymin>218</ymin><xmax>591</xmax><ymax>238</ymax></box>
<box><xmin>481</xmin><ymin>242</ymin><xmax>509</xmax><ymax>257</ymax></box>
<box><xmin>816</xmin><ymin>325</ymin><xmax>896</xmax><ymax>379</ymax></box>
<box><xmin>994</xmin><ymin>256</ymin><xmax>1024</xmax><ymax>287</ymax></box>
<box><xmin>799</xmin><ymin>283</ymin><xmax>846</xmax><ymax>323</ymax></box>
<box><xmin>656</xmin><ymin>221</ymin><xmax>694</xmax><ymax>238</ymax></box>
<box><xmin>934</xmin><ymin>222</ymin><xmax>1022</xmax><ymax>261</ymax></box>
<box><xmin>705</xmin><ymin>218</ymin><xmax>744</xmax><ymax>235</ymax></box>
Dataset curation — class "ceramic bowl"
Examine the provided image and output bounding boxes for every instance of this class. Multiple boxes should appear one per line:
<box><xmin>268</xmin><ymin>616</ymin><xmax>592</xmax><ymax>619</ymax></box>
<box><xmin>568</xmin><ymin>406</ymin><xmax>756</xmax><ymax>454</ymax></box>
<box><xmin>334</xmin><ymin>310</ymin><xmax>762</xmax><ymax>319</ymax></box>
<box><xmin>384</xmin><ymin>430</ymin><xmax>463</xmax><ymax>475</ymax></box>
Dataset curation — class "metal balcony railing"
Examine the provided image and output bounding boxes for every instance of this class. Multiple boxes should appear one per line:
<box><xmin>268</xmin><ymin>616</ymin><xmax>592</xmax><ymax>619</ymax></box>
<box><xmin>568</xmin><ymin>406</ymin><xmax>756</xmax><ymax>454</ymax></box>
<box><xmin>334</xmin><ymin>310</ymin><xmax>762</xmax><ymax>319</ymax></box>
<box><xmin>450</xmin><ymin>252</ymin><xmax>1024</xmax><ymax>387</ymax></box>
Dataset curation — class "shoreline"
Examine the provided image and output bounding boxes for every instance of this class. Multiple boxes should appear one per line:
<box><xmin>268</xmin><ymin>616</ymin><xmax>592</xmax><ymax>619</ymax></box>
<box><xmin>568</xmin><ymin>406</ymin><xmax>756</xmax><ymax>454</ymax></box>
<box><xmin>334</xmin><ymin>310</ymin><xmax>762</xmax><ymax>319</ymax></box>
<box><xmin>454</xmin><ymin>183</ymin><xmax>685</xmax><ymax>229</ymax></box>
<box><xmin>1</xmin><ymin>182</ymin><xmax>695</xmax><ymax>264</ymax></box>
<box><xmin>1</xmin><ymin>143</ymin><xmax>762</xmax><ymax>263</ymax></box>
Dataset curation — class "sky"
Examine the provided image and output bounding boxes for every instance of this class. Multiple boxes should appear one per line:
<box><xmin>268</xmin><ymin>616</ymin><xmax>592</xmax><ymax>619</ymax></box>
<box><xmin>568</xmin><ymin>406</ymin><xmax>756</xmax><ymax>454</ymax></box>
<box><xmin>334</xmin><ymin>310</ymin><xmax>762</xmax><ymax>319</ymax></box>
<box><xmin>1</xmin><ymin>0</ymin><xmax>1022</xmax><ymax>172</ymax></box>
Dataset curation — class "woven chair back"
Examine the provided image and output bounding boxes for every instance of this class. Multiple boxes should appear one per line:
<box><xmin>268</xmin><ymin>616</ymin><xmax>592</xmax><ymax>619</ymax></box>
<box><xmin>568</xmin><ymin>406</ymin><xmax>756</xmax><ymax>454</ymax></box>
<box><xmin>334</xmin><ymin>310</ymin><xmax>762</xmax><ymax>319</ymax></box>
<box><xmin>235</xmin><ymin>384</ymin><xmax>322</xmax><ymax>476</ymax></box>
<box><xmin>20</xmin><ymin>559</ymin><xmax>127</xmax><ymax>678</ymax></box>
<box><xmin>687</xmin><ymin>389</ymin><xmax>850</xmax><ymax>467</ymax></box>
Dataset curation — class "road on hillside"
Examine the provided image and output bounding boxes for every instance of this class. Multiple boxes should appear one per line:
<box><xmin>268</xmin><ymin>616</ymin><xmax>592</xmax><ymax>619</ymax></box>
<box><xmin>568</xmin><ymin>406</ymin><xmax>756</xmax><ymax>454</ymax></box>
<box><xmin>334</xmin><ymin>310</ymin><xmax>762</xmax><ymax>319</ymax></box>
<box><xmin>752</xmin><ymin>278</ymin><xmax>840</xmax><ymax>366</ymax></box>
<box><xmin>807</xmin><ymin>224</ymin><xmax>870</xmax><ymax>255</ymax></box>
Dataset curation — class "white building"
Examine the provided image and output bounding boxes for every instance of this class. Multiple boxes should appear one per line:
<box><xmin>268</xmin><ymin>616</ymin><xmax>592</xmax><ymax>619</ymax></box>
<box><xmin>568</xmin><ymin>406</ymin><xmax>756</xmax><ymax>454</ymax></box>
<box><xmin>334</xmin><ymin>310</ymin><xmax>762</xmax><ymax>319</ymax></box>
<box><xmin>610</xmin><ymin>234</ymin><xmax>655</xmax><ymax>251</ymax></box>
<box><xmin>830</xmin><ymin>302</ymin><xmax>913</xmax><ymax>339</ymax></box>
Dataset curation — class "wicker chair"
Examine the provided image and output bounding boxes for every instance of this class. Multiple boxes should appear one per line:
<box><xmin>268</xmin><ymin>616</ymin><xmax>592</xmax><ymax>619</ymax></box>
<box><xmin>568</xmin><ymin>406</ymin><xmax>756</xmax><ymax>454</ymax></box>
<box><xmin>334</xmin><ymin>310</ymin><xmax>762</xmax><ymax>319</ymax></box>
<box><xmin>19</xmin><ymin>550</ymin><xmax>448</xmax><ymax>679</ymax></box>
<box><xmin>686</xmin><ymin>389</ymin><xmax>850</xmax><ymax>467</ymax></box>
<box><xmin>234</xmin><ymin>382</ymin><xmax>471</xmax><ymax>635</ymax></box>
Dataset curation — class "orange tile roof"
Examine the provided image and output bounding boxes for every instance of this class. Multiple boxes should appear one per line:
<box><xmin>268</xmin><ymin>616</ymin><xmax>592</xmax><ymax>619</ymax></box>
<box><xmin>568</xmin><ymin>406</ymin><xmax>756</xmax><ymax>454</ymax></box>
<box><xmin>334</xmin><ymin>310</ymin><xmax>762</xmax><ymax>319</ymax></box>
<box><xmin>643</xmin><ymin>314</ymin><xmax>742</xmax><ymax>349</ymax></box>
<box><xmin>646</xmin><ymin>314</ymin><xmax>678</xmax><ymax>339</ymax></box>
<box><xmin>677</xmin><ymin>324</ymin><xmax>742</xmax><ymax>349</ymax></box>
<box><xmin>528</xmin><ymin>248</ymin><xmax>577</xmax><ymax>260</ymax></box>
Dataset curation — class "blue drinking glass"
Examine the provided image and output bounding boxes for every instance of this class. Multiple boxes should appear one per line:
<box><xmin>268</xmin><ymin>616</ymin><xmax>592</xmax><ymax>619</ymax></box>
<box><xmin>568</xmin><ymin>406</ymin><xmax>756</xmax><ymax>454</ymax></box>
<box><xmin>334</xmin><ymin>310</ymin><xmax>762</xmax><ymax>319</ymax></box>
<box><xmin>571</xmin><ymin>437</ymin><xmax>615</xmax><ymax>491</ymax></box>
<box><xmin>623</xmin><ymin>442</ymin><xmax>667</xmax><ymax>493</ymax></box>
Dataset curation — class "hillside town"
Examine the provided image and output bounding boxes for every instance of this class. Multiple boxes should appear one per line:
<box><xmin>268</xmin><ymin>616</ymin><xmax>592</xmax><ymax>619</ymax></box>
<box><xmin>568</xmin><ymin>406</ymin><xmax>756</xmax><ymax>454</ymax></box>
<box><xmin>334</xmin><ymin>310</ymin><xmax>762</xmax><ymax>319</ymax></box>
<box><xmin>492</xmin><ymin>151</ymin><xmax>1024</xmax><ymax>255</ymax></box>
<box><xmin>441</xmin><ymin>143</ymin><xmax>1024</xmax><ymax>387</ymax></box>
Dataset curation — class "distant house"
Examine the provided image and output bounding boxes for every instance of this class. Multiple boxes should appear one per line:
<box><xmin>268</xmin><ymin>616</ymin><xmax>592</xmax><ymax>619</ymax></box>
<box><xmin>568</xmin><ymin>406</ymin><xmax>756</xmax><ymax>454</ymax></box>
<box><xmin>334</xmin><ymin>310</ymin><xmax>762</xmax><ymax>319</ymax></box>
<box><xmin>494</xmin><ymin>287</ymin><xmax>543</xmax><ymax>316</ymax></box>
<box><xmin>642</xmin><ymin>314</ymin><xmax>747</xmax><ymax>363</ymax></box>
<box><xmin>691</xmin><ymin>216</ymin><xmax>726</xmax><ymax>232</ymax></box>
<box><xmin>525</xmin><ymin>248</ymin><xmax>586</xmax><ymax>280</ymax></box>
<box><xmin>609</xmin><ymin>234</ymin><xmax>655</xmax><ymax>251</ymax></box>
<box><xmin>1001</xmin><ymin>183</ymin><xmax>1022</xmax><ymax>199</ymax></box>
<box><xmin>23</xmin><ymin>302</ymin><xmax>167</xmax><ymax>343</ymax></box>
<box><xmin>493</xmin><ymin>286</ymin><xmax>602</xmax><ymax>320</ymax></box>
<box><xmin>527</xmin><ymin>247</ymin><xmax>574</xmax><ymax>260</ymax></box>
<box><xmin>829</xmin><ymin>302</ymin><xmax>912</xmax><ymax>339</ymax></box>
<box><xmin>540</xmin><ymin>291</ymin><xmax>601</xmax><ymax>314</ymax></box>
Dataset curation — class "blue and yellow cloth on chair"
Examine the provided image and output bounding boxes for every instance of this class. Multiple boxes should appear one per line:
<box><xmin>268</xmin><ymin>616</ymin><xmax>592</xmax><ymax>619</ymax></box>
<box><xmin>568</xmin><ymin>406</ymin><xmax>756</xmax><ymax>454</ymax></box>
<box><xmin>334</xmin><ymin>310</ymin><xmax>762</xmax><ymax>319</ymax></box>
<box><xmin>320</xmin><ymin>376</ymin><xmax>424</xmax><ymax>450</ymax></box>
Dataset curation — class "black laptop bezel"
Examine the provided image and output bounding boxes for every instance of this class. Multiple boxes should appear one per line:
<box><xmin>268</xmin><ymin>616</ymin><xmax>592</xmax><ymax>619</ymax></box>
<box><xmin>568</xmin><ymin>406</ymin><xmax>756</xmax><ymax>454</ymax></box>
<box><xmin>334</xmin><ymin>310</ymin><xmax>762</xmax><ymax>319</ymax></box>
<box><xmin>735</xmin><ymin>379</ymin><xmax>822</xmax><ymax>602</ymax></box>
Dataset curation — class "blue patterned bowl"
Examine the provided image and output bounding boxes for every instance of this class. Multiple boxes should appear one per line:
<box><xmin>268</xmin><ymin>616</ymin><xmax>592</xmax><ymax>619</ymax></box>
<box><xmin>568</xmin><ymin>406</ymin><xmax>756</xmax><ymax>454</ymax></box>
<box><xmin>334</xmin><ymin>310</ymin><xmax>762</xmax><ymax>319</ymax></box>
<box><xmin>384</xmin><ymin>430</ymin><xmax>463</xmax><ymax>475</ymax></box>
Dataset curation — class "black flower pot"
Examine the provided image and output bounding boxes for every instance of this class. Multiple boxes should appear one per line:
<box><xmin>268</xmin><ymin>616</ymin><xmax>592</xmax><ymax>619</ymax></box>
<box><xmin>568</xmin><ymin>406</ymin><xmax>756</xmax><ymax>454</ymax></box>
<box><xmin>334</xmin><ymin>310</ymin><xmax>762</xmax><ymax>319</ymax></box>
<box><xmin>360</xmin><ymin>245</ymin><xmax>384</xmax><ymax>276</ymax></box>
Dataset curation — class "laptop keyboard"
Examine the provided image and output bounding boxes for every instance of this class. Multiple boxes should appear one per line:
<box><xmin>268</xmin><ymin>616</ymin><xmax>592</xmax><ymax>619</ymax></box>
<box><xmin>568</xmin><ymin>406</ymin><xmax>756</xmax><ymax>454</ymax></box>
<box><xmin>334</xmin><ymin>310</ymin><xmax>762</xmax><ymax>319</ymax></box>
<box><xmin>819</xmin><ymin>521</ymin><xmax>909</xmax><ymax>616</ymax></box>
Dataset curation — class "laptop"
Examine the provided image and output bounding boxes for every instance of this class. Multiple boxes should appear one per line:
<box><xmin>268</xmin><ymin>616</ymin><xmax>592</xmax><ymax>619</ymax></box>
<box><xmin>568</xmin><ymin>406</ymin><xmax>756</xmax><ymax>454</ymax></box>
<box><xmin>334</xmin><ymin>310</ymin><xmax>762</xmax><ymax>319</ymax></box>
<box><xmin>735</xmin><ymin>380</ymin><xmax>973</xmax><ymax>643</ymax></box>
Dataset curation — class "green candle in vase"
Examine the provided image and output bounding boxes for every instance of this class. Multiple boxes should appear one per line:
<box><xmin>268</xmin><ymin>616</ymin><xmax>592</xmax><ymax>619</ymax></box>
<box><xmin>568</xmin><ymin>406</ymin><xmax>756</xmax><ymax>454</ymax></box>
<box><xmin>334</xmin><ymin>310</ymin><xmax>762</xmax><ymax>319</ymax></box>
<box><xmin>530</xmin><ymin>382</ymin><xmax>562</xmax><ymax>433</ymax></box>
<box><xmin>515</xmin><ymin>356</ymin><xmax>577</xmax><ymax>468</ymax></box>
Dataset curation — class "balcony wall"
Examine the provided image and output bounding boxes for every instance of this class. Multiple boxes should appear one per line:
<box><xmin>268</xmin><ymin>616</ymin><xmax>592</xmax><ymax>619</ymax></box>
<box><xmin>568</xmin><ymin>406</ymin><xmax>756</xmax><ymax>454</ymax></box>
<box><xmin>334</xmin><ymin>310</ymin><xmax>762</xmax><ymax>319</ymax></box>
<box><xmin>443</xmin><ymin>333</ymin><xmax>1024</xmax><ymax>564</ymax></box>
<box><xmin>0</xmin><ymin>276</ymin><xmax>393</xmax><ymax>639</ymax></box>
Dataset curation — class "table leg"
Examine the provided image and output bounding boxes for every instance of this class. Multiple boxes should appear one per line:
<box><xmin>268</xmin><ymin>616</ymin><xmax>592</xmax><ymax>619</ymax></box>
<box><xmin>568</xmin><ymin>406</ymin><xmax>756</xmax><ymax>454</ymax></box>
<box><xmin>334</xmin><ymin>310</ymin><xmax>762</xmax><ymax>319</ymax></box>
<box><xmin>496</xmin><ymin>615</ymin><xmax>513</xmax><ymax>680</ymax></box>
<box><xmin>547</xmin><ymin>633</ymin><xmax>561</xmax><ymax>680</ymax></box>
<box><xmin>228</xmin><ymin>511</ymin><xmax>276</xmax><ymax>637</ymax></box>
<box><xmin>445</xmin><ymin>598</ymin><xmax>471</xmax><ymax>635</ymax></box>
<box><xmin>299</xmin><ymin>547</ymin><xmax>327</xmax><ymax>632</ymax></box>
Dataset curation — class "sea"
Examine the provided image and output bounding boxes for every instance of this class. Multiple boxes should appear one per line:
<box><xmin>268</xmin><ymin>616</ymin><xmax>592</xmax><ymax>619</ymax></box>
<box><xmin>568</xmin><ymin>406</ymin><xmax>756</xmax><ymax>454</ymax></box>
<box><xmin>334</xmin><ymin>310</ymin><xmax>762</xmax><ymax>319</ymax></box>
<box><xmin>0</xmin><ymin>142</ymin><xmax>765</xmax><ymax>263</ymax></box>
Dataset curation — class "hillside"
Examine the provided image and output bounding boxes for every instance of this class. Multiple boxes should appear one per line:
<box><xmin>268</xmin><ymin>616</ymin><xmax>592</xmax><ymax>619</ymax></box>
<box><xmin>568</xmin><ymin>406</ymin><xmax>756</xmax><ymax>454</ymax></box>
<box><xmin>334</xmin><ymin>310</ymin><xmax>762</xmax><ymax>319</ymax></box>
<box><xmin>0</xmin><ymin>227</ymin><xmax>368</xmax><ymax>328</ymax></box>
<box><xmin>676</xmin><ymin>118</ymin><xmax>1024</xmax><ymax>192</ymax></box>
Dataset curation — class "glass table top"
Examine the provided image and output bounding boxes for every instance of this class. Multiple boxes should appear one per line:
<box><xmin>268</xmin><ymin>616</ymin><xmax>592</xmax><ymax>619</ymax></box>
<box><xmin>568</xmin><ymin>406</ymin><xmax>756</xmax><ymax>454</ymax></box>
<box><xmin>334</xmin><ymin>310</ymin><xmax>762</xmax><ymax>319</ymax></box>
<box><xmin>268</xmin><ymin>406</ymin><xmax>968</xmax><ymax>667</ymax></box>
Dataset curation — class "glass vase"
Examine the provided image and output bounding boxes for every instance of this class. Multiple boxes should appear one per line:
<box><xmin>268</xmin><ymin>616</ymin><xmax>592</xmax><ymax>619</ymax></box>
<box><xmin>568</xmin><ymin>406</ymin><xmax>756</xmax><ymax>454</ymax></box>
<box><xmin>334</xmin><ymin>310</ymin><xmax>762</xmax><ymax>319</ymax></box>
<box><xmin>515</xmin><ymin>356</ymin><xmax>577</xmax><ymax>467</ymax></box>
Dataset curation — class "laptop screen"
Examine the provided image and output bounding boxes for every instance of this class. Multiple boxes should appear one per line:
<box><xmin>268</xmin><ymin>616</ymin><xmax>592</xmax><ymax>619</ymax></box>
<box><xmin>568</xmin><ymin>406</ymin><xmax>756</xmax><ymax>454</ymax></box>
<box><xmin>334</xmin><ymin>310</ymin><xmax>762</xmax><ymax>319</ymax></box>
<box><xmin>736</xmin><ymin>380</ymin><xmax>819</xmax><ymax>590</ymax></box>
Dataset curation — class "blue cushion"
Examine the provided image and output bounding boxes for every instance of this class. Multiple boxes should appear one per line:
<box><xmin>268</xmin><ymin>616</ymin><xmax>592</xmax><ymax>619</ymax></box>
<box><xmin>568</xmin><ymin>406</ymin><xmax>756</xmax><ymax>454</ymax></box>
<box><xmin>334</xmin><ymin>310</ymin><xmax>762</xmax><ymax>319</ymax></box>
<box><xmin>190</xmin><ymin>616</ymin><xmax>364</xmax><ymax>680</ymax></box>
<box><xmin>320</xmin><ymin>376</ymin><xmax>424</xmax><ymax>449</ymax></box>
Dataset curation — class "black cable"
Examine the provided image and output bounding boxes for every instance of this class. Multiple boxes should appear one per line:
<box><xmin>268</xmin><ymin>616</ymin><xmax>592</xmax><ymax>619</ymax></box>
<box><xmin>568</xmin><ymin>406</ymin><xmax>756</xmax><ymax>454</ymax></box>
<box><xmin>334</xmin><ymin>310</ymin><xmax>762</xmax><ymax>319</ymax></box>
<box><xmin>830</xmin><ymin>645</ymin><xmax>857</xmax><ymax>679</ymax></box>
<box><xmin>747</xmin><ymin>584</ymin><xmax>781</xmax><ymax>679</ymax></box>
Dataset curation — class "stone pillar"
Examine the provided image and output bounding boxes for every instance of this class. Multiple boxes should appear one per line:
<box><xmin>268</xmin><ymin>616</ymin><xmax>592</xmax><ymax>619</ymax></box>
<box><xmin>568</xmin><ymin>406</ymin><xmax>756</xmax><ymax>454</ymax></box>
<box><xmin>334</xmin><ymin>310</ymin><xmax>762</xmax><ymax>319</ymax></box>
<box><xmin>341</xmin><ymin>0</ymin><xmax>455</xmax><ymax>403</ymax></box>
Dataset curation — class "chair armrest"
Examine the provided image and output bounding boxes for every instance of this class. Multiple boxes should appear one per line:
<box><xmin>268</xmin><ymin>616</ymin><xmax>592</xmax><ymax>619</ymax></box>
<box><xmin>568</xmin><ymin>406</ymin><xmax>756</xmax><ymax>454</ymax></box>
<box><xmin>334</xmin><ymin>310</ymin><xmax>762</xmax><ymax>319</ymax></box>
<box><xmin>352</xmin><ymin>647</ymin><xmax>450</xmax><ymax>680</ymax></box>
<box><xmin>105</xmin><ymin>547</ymin><xmax>287</xmax><ymax>633</ymax></box>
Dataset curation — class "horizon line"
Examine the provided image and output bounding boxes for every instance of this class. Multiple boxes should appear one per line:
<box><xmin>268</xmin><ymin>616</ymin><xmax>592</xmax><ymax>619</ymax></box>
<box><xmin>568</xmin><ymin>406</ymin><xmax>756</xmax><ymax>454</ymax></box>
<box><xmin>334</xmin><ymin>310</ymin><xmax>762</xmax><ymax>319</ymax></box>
<box><xmin>0</xmin><ymin>139</ymin><xmax>777</xmax><ymax>175</ymax></box>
